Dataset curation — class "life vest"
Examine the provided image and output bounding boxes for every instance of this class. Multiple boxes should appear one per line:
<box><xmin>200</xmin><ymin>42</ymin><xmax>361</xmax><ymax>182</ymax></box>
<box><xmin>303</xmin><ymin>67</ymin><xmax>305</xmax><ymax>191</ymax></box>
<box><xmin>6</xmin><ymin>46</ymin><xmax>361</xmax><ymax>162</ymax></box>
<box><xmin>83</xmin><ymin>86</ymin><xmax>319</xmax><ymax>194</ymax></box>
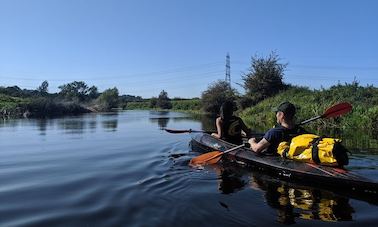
<box><xmin>277</xmin><ymin>134</ymin><xmax>349</xmax><ymax>167</ymax></box>
<box><xmin>221</xmin><ymin>116</ymin><xmax>243</xmax><ymax>144</ymax></box>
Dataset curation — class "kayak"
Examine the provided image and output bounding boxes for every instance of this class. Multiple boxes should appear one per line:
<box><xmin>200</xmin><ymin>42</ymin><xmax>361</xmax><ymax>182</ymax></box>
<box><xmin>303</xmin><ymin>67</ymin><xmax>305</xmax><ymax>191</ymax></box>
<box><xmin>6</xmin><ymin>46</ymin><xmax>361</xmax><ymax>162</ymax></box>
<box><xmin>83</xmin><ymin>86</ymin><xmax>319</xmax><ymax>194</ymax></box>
<box><xmin>190</xmin><ymin>133</ymin><xmax>378</xmax><ymax>202</ymax></box>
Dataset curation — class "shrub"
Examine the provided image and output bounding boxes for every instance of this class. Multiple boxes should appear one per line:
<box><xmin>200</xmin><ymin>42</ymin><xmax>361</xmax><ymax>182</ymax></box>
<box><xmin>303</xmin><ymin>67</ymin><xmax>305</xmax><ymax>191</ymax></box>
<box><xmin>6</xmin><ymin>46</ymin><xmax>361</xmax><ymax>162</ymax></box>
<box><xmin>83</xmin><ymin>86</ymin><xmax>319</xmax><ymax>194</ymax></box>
<box><xmin>201</xmin><ymin>80</ymin><xmax>238</xmax><ymax>115</ymax></box>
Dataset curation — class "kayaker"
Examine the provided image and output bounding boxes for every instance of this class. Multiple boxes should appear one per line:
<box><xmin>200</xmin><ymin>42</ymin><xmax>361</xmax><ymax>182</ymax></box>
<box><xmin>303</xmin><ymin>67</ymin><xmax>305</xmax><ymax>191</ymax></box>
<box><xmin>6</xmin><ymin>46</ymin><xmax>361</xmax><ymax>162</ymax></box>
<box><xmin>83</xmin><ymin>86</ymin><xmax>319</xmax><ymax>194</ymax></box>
<box><xmin>248</xmin><ymin>101</ymin><xmax>306</xmax><ymax>154</ymax></box>
<box><xmin>211</xmin><ymin>100</ymin><xmax>251</xmax><ymax>145</ymax></box>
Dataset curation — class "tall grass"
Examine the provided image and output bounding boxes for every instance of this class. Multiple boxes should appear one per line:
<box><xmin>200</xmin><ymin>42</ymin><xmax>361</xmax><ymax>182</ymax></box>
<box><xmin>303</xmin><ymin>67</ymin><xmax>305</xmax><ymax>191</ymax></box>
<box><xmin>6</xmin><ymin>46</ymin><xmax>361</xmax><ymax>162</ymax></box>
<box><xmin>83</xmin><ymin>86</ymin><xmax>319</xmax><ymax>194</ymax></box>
<box><xmin>239</xmin><ymin>84</ymin><xmax>378</xmax><ymax>132</ymax></box>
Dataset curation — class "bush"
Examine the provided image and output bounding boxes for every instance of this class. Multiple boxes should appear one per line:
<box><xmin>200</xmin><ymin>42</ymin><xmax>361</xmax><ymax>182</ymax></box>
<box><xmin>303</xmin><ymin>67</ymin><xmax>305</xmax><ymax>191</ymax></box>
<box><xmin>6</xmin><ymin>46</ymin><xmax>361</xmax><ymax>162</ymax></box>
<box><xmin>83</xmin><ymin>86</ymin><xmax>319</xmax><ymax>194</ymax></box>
<box><xmin>26</xmin><ymin>97</ymin><xmax>89</xmax><ymax>117</ymax></box>
<box><xmin>95</xmin><ymin>87</ymin><xmax>119</xmax><ymax>111</ymax></box>
<box><xmin>242</xmin><ymin>52</ymin><xmax>287</xmax><ymax>103</ymax></box>
<box><xmin>201</xmin><ymin>80</ymin><xmax>238</xmax><ymax>115</ymax></box>
<box><xmin>156</xmin><ymin>90</ymin><xmax>172</xmax><ymax>109</ymax></box>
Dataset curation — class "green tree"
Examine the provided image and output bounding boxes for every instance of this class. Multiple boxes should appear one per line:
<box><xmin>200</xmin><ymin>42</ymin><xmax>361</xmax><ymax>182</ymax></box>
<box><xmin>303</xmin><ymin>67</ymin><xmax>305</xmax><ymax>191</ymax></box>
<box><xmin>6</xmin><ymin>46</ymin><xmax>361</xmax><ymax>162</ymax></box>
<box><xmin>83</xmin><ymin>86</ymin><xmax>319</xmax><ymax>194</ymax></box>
<box><xmin>242</xmin><ymin>52</ymin><xmax>287</xmax><ymax>104</ymax></box>
<box><xmin>156</xmin><ymin>90</ymin><xmax>172</xmax><ymax>109</ymax></box>
<box><xmin>88</xmin><ymin>86</ymin><xmax>99</xmax><ymax>99</ymax></box>
<box><xmin>96</xmin><ymin>87</ymin><xmax>119</xmax><ymax>111</ymax></box>
<box><xmin>201</xmin><ymin>80</ymin><xmax>238</xmax><ymax>115</ymax></box>
<box><xmin>58</xmin><ymin>81</ymin><xmax>90</xmax><ymax>102</ymax></box>
<box><xmin>150</xmin><ymin>97</ymin><xmax>158</xmax><ymax>108</ymax></box>
<box><xmin>37</xmin><ymin>80</ymin><xmax>49</xmax><ymax>94</ymax></box>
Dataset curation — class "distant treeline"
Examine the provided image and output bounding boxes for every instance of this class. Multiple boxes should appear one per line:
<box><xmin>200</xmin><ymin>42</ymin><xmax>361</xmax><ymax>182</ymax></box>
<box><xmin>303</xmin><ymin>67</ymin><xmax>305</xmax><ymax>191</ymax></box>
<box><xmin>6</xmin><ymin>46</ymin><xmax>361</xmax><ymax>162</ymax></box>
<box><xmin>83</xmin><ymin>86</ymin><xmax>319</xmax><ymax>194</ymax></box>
<box><xmin>126</xmin><ymin>98</ymin><xmax>201</xmax><ymax>112</ymax></box>
<box><xmin>0</xmin><ymin>81</ymin><xmax>141</xmax><ymax>118</ymax></box>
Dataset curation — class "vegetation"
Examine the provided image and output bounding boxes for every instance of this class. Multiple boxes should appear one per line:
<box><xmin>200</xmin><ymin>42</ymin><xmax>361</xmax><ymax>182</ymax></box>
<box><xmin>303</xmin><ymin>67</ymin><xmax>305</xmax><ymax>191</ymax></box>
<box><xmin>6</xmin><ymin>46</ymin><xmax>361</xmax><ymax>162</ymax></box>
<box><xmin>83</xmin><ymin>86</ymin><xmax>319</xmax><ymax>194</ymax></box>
<box><xmin>58</xmin><ymin>81</ymin><xmax>99</xmax><ymax>102</ymax></box>
<box><xmin>126</xmin><ymin>98</ymin><xmax>201</xmax><ymax>112</ymax></box>
<box><xmin>201</xmin><ymin>80</ymin><xmax>238</xmax><ymax>115</ymax></box>
<box><xmin>126</xmin><ymin>101</ymin><xmax>151</xmax><ymax>110</ymax></box>
<box><xmin>239</xmin><ymin>83</ymin><xmax>378</xmax><ymax>132</ymax></box>
<box><xmin>0</xmin><ymin>81</ymin><xmax>120</xmax><ymax>118</ymax></box>
<box><xmin>171</xmin><ymin>99</ymin><xmax>201</xmax><ymax>111</ymax></box>
<box><xmin>37</xmin><ymin>80</ymin><xmax>49</xmax><ymax>95</ymax></box>
<box><xmin>0</xmin><ymin>94</ymin><xmax>29</xmax><ymax>118</ymax></box>
<box><xmin>95</xmin><ymin>87</ymin><xmax>119</xmax><ymax>111</ymax></box>
<box><xmin>241</xmin><ymin>52</ymin><xmax>287</xmax><ymax>106</ymax></box>
<box><xmin>26</xmin><ymin>98</ymin><xmax>90</xmax><ymax>117</ymax></box>
<box><xmin>156</xmin><ymin>90</ymin><xmax>172</xmax><ymax>109</ymax></box>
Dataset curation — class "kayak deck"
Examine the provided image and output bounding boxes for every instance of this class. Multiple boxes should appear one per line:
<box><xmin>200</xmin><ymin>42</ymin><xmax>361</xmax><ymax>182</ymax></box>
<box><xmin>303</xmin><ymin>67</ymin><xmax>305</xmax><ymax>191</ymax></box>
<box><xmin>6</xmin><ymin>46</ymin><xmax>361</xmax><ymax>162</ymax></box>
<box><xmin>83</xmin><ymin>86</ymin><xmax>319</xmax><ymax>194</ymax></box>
<box><xmin>190</xmin><ymin>133</ymin><xmax>378</xmax><ymax>201</ymax></box>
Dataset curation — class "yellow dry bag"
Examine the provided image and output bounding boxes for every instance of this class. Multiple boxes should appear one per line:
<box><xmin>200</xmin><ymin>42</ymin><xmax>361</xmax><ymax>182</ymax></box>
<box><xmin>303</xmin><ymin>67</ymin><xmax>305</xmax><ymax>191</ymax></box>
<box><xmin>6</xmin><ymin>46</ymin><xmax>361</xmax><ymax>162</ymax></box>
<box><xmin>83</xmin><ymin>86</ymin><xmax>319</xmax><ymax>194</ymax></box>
<box><xmin>277</xmin><ymin>134</ymin><xmax>349</xmax><ymax>166</ymax></box>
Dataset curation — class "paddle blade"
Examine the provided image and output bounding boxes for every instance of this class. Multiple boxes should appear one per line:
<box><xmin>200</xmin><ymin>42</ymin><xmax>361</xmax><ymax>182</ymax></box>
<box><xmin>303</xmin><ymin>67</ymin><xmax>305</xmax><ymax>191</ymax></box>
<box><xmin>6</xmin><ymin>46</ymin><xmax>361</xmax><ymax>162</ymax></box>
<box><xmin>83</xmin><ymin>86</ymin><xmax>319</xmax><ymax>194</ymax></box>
<box><xmin>189</xmin><ymin>151</ymin><xmax>223</xmax><ymax>166</ymax></box>
<box><xmin>164</xmin><ymin>128</ymin><xmax>191</xmax><ymax>134</ymax></box>
<box><xmin>323</xmin><ymin>102</ymin><xmax>352</xmax><ymax>118</ymax></box>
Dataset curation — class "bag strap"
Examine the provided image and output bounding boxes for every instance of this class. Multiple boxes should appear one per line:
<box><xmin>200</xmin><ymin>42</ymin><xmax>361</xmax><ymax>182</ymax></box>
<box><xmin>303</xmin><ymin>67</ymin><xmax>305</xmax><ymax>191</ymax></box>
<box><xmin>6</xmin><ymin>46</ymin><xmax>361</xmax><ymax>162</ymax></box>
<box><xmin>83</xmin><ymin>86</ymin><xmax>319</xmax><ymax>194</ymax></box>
<box><xmin>311</xmin><ymin>136</ymin><xmax>323</xmax><ymax>164</ymax></box>
<box><xmin>282</xmin><ymin>146</ymin><xmax>290</xmax><ymax>158</ymax></box>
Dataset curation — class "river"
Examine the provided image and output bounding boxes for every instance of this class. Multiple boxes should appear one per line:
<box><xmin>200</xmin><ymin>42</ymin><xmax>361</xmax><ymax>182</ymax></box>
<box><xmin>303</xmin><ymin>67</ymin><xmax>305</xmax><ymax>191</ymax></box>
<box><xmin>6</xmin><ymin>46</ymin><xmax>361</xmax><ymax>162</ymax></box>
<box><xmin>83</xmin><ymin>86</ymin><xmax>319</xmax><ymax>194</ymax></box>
<box><xmin>0</xmin><ymin>110</ymin><xmax>377</xmax><ymax>226</ymax></box>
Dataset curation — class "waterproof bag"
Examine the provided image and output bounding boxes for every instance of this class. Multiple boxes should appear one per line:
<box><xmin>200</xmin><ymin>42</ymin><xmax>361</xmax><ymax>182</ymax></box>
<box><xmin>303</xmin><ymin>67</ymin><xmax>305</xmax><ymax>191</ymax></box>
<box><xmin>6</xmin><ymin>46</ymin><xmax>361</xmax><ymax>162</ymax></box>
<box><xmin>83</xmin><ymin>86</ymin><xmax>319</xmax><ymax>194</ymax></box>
<box><xmin>277</xmin><ymin>134</ymin><xmax>349</xmax><ymax>166</ymax></box>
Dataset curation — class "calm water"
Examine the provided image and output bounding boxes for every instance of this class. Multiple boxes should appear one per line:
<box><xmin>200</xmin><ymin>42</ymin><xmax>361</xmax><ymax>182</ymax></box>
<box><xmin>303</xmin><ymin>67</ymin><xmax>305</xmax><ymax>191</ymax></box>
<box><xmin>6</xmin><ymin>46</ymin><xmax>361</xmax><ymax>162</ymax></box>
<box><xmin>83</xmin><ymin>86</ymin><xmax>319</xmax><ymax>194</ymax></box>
<box><xmin>0</xmin><ymin>110</ymin><xmax>377</xmax><ymax>226</ymax></box>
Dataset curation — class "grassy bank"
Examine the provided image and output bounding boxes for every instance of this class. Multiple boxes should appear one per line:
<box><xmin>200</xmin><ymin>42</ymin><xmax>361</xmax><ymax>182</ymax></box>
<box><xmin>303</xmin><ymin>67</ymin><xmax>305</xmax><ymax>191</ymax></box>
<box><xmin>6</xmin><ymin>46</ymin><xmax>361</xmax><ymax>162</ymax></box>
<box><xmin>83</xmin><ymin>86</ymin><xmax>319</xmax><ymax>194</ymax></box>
<box><xmin>239</xmin><ymin>84</ymin><xmax>378</xmax><ymax>132</ymax></box>
<box><xmin>0</xmin><ymin>94</ymin><xmax>29</xmax><ymax>117</ymax></box>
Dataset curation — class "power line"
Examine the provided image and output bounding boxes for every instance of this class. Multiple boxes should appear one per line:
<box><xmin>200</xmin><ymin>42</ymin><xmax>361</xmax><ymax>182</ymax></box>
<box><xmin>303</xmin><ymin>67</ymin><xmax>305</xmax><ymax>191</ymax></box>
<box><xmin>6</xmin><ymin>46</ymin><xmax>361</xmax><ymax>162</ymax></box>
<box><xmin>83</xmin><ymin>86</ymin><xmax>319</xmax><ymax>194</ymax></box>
<box><xmin>0</xmin><ymin>61</ymin><xmax>224</xmax><ymax>81</ymax></box>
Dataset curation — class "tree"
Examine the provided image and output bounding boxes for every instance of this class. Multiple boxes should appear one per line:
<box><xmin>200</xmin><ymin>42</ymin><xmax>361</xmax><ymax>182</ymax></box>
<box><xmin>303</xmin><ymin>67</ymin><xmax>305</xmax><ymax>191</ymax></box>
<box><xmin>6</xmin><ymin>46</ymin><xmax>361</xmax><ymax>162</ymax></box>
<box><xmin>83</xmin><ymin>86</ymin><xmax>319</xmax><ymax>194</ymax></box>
<box><xmin>96</xmin><ymin>87</ymin><xmax>119</xmax><ymax>111</ymax></box>
<box><xmin>37</xmin><ymin>80</ymin><xmax>49</xmax><ymax>94</ymax></box>
<box><xmin>201</xmin><ymin>80</ymin><xmax>238</xmax><ymax>115</ymax></box>
<box><xmin>88</xmin><ymin>86</ymin><xmax>99</xmax><ymax>99</ymax></box>
<box><xmin>242</xmin><ymin>52</ymin><xmax>287</xmax><ymax>103</ymax></box>
<box><xmin>149</xmin><ymin>97</ymin><xmax>158</xmax><ymax>108</ymax></box>
<box><xmin>58</xmin><ymin>81</ymin><xmax>90</xmax><ymax>102</ymax></box>
<box><xmin>157</xmin><ymin>90</ymin><xmax>172</xmax><ymax>109</ymax></box>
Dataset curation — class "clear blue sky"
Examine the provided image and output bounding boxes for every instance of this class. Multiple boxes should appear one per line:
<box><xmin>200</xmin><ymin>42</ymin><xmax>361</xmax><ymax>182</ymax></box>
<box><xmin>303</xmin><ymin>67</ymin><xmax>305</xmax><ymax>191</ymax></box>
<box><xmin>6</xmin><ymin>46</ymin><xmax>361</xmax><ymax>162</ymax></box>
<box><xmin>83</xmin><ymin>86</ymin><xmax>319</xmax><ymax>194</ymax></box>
<box><xmin>1</xmin><ymin>0</ymin><xmax>377</xmax><ymax>98</ymax></box>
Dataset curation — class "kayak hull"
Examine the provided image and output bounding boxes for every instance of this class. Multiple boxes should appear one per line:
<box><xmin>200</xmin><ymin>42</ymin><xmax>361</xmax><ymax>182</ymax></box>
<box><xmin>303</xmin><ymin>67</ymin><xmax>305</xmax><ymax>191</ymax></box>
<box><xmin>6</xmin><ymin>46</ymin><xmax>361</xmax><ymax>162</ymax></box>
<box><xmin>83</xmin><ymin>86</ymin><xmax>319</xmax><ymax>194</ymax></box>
<box><xmin>190</xmin><ymin>133</ymin><xmax>378</xmax><ymax>202</ymax></box>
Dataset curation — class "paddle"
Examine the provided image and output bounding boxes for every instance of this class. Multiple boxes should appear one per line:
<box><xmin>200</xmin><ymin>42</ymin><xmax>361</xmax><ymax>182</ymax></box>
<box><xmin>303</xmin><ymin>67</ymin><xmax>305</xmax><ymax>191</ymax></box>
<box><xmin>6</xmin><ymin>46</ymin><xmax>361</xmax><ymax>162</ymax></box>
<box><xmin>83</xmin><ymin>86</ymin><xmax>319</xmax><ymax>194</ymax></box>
<box><xmin>299</xmin><ymin>102</ymin><xmax>352</xmax><ymax>125</ymax></box>
<box><xmin>164</xmin><ymin>128</ymin><xmax>216</xmax><ymax>134</ymax></box>
<box><xmin>189</xmin><ymin>102</ymin><xmax>352</xmax><ymax>166</ymax></box>
<box><xmin>164</xmin><ymin>128</ymin><xmax>264</xmax><ymax>137</ymax></box>
<box><xmin>189</xmin><ymin>144</ymin><xmax>247</xmax><ymax>166</ymax></box>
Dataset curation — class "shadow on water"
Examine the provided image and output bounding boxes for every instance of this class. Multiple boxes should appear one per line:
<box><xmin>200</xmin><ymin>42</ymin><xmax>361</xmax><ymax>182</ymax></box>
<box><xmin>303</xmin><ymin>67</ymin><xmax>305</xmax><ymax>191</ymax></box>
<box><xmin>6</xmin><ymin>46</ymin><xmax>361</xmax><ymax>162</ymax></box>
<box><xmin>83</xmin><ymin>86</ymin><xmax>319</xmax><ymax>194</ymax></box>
<box><xmin>209</xmin><ymin>163</ymin><xmax>357</xmax><ymax>224</ymax></box>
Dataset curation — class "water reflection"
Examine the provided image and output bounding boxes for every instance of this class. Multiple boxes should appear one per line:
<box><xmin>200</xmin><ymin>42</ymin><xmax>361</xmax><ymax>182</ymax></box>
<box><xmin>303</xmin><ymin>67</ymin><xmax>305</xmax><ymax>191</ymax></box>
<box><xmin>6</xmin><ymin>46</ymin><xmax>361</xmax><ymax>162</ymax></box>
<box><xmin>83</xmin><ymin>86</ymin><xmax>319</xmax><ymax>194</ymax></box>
<box><xmin>55</xmin><ymin>115</ymin><xmax>119</xmax><ymax>134</ymax></box>
<box><xmin>102</xmin><ymin>120</ymin><xmax>118</xmax><ymax>132</ymax></box>
<box><xmin>58</xmin><ymin>119</ymin><xmax>86</xmax><ymax>134</ymax></box>
<box><xmin>36</xmin><ymin>119</ymin><xmax>48</xmax><ymax>136</ymax></box>
<box><xmin>213</xmin><ymin>164</ymin><xmax>355</xmax><ymax>224</ymax></box>
<box><xmin>189</xmin><ymin>113</ymin><xmax>216</xmax><ymax>131</ymax></box>
<box><xmin>251</xmin><ymin>173</ymin><xmax>354</xmax><ymax>224</ymax></box>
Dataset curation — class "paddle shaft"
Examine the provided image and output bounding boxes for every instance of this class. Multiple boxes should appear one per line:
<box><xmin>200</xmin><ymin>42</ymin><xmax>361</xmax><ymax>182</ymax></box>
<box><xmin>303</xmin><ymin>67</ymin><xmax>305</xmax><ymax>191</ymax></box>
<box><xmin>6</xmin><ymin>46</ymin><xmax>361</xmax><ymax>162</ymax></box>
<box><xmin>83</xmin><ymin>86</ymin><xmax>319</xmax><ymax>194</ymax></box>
<box><xmin>165</xmin><ymin>128</ymin><xmax>216</xmax><ymax>134</ymax></box>
<box><xmin>202</xmin><ymin>144</ymin><xmax>245</xmax><ymax>163</ymax></box>
<box><xmin>299</xmin><ymin>102</ymin><xmax>352</xmax><ymax>126</ymax></box>
<box><xmin>165</xmin><ymin>128</ymin><xmax>264</xmax><ymax>137</ymax></box>
<box><xmin>299</xmin><ymin>115</ymin><xmax>322</xmax><ymax>125</ymax></box>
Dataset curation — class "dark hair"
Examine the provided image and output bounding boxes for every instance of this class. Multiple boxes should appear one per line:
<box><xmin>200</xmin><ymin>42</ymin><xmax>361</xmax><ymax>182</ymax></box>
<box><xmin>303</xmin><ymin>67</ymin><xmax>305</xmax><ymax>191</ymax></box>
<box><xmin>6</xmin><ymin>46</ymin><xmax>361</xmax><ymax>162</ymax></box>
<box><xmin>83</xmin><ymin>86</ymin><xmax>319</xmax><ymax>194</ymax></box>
<box><xmin>220</xmin><ymin>101</ymin><xmax>235</xmax><ymax>120</ymax></box>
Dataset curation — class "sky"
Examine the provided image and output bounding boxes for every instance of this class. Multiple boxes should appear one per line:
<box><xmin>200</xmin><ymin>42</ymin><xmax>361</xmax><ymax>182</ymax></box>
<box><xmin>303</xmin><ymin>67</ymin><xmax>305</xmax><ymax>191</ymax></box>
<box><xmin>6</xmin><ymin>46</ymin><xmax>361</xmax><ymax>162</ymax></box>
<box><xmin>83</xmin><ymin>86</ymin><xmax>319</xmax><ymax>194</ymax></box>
<box><xmin>0</xmin><ymin>0</ymin><xmax>377</xmax><ymax>98</ymax></box>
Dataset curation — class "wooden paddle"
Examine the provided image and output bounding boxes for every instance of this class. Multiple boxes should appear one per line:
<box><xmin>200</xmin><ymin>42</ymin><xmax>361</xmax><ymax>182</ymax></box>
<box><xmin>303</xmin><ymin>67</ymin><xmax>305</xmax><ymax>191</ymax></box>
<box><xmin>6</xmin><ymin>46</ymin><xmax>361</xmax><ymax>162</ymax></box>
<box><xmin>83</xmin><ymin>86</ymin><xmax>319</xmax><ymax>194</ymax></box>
<box><xmin>189</xmin><ymin>102</ymin><xmax>352</xmax><ymax>166</ymax></box>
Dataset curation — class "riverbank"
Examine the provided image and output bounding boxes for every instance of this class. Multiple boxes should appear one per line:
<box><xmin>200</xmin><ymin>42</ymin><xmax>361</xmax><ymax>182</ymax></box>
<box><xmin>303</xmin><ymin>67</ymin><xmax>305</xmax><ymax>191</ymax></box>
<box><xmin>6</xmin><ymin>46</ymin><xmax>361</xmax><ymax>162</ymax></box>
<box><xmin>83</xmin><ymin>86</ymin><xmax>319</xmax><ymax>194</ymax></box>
<box><xmin>240</xmin><ymin>85</ymin><xmax>378</xmax><ymax>132</ymax></box>
<box><xmin>0</xmin><ymin>94</ymin><xmax>92</xmax><ymax>118</ymax></box>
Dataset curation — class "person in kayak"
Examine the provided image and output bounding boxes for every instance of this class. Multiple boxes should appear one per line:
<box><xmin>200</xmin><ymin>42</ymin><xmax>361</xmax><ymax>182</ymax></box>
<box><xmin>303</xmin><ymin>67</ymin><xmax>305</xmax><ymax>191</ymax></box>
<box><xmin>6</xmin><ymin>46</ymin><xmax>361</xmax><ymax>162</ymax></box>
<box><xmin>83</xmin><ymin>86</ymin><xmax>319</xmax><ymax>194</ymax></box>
<box><xmin>211</xmin><ymin>100</ymin><xmax>251</xmax><ymax>145</ymax></box>
<box><xmin>248</xmin><ymin>101</ymin><xmax>306</xmax><ymax>154</ymax></box>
